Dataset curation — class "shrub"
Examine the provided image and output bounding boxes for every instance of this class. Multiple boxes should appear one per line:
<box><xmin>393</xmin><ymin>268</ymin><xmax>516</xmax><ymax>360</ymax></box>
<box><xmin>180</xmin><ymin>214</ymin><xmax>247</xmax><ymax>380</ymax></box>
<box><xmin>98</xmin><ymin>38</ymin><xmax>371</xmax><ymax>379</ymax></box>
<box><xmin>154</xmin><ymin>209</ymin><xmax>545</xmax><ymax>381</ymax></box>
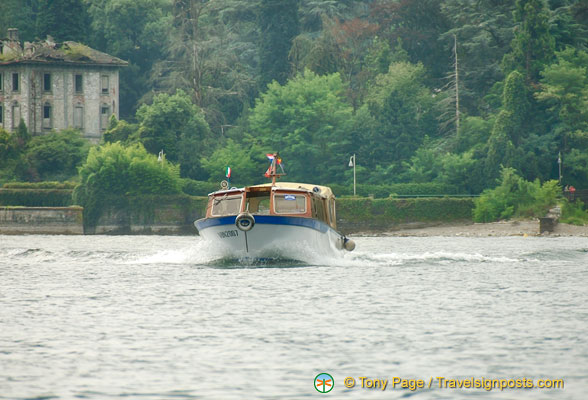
<box><xmin>0</xmin><ymin>189</ymin><xmax>73</xmax><ymax>207</ymax></box>
<box><xmin>337</xmin><ymin>197</ymin><xmax>474</xmax><ymax>226</ymax></box>
<box><xmin>22</xmin><ymin>129</ymin><xmax>90</xmax><ymax>181</ymax></box>
<box><xmin>2</xmin><ymin>181</ymin><xmax>77</xmax><ymax>189</ymax></box>
<box><xmin>181</xmin><ymin>179</ymin><xmax>223</xmax><ymax>196</ymax></box>
<box><xmin>330</xmin><ymin>182</ymin><xmax>459</xmax><ymax>198</ymax></box>
<box><xmin>73</xmin><ymin>142</ymin><xmax>183</xmax><ymax>226</ymax></box>
<box><xmin>473</xmin><ymin>168</ymin><xmax>561</xmax><ymax>222</ymax></box>
<box><xmin>560</xmin><ymin>200</ymin><xmax>588</xmax><ymax>226</ymax></box>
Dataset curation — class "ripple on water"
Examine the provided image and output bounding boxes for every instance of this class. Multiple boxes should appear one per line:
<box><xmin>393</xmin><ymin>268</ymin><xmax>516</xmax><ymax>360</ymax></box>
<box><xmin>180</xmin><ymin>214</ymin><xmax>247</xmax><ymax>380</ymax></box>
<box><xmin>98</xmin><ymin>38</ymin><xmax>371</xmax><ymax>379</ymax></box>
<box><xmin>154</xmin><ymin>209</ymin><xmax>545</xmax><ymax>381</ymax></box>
<box><xmin>0</xmin><ymin>235</ymin><xmax>586</xmax><ymax>399</ymax></box>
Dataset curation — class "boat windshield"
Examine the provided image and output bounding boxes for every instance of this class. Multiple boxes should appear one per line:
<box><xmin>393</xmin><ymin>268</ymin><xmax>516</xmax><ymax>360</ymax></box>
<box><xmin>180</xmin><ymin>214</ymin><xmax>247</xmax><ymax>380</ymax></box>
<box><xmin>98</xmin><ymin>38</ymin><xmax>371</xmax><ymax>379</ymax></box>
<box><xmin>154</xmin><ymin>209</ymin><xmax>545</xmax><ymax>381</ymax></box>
<box><xmin>274</xmin><ymin>193</ymin><xmax>306</xmax><ymax>214</ymax></box>
<box><xmin>246</xmin><ymin>191</ymin><xmax>271</xmax><ymax>215</ymax></box>
<box><xmin>211</xmin><ymin>194</ymin><xmax>242</xmax><ymax>216</ymax></box>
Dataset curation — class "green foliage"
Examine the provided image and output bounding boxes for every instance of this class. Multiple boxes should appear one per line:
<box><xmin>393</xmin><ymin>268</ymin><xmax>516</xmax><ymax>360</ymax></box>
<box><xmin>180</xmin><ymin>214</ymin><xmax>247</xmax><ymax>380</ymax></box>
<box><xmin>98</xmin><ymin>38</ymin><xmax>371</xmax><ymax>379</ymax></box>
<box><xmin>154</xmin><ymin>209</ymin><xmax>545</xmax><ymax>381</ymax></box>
<box><xmin>3</xmin><ymin>181</ymin><xmax>77</xmax><ymax>189</ymax></box>
<box><xmin>0</xmin><ymin>188</ymin><xmax>73</xmax><ymax>207</ymax></box>
<box><xmin>102</xmin><ymin>117</ymin><xmax>140</xmax><ymax>145</ymax></box>
<box><xmin>337</xmin><ymin>197</ymin><xmax>474</xmax><ymax>228</ymax></box>
<box><xmin>502</xmin><ymin>0</ymin><xmax>555</xmax><ymax>82</ymax></box>
<box><xmin>37</xmin><ymin>0</ymin><xmax>90</xmax><ymax>43</ymax></box>
<box><xmin>249</xmin><ymin>70</ymin><xmax>354</xmax><ymax>183</ymax></box>
<box><xmin>259</xmin><ymin>0</ymin><xmax>300</xmax><ymax>86</ymax></box>
<box><xmin>87</xmin><ymin>0</ymin><xmax>170</xmax><ymax>117</ymax></box>
<box><xmin>21</xmin><ymin>129</ymin><xmax>90</xmax><ymax>182</ymax></box>
<box><xmin>536</xmin><ymin>47</ymin><xmax>588</xmax><ymax>133</ymax></box>
<box><xmin>73</xmin><ymin>142</ymin><xmax>182</xmax><ymax>226</ymax></box>
<box><xmin>137</xmin><ymin>89</ymin><xmax>212</xmax><ymax>179</ymax></box>
<box><xmin>365</xmin><ymin>62</ymin><xmax>437</xmax><ymax>163</ymax></box>
<box><xmin>401</xmin><ymin>146</ymin><xmax>486</xmax><ymax>193</ymax></box>
<box><xmin>563</xmin><ymin>148</ymin><xmax>588</xmax><ymax>188</ymax></box>
<box><xmin>330</xmin><ymin>182</ymin><xmax>460</xmax><ymax>198</ymax></box>
<box><xmin>181</xmin><ymin>179</ymin><xmax>223</xmax><ymax>196</ymax></box>
<box><xmin>200</xmin><ymin>139</ymin><xmax>267</xmax><ymax>186</ymax></box>
<box><xmin>3</xmin><ymin>0</ymin><xmax>588</xmax><ymax>199</ymax></box>
<box><xmin>473</xmin><ymin>167</ymin><xmax>561</xmax><ymax>222</ymax></box>
<box><xmin>560</xmin><ymin>200</ymin><xmax>588</xmax><ymax>226</ymax></box>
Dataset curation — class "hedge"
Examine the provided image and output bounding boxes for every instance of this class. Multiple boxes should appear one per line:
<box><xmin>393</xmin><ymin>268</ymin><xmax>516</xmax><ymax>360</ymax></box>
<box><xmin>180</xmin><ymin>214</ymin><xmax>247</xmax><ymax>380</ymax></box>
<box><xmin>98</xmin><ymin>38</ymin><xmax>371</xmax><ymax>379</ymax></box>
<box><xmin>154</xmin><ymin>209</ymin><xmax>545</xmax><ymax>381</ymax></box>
<box><xmin>2</xmin><ymin>181</ymin><xmax>77</xmax><ymax>190</ymax></box>
<box><xmin>181</xmin><ymin>179</ymin><xmax>223</xmax><ymax>196</ymax></box>
<box><xmin>329</xmin><ymin>182</ymin><xmax>460</xmax><ymax>198</ymax></box>
<box><xmin>0</xmin><ymin>189</ymin><xmax>74</xmax><ymax>207</ymax></box>
<box><xmin>337</xmin><ymin>197</ymin><xmax>474</xmax><ymax>228</ymax></box>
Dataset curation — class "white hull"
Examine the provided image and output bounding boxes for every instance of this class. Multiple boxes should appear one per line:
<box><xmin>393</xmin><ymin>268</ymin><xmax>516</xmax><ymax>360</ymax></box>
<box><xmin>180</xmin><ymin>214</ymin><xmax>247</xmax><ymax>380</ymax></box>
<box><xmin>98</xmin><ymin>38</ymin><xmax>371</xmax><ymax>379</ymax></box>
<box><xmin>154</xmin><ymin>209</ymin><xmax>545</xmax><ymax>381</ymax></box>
<box><xmin>196</xmin><ymin>216</ymin><xmax>345</xmax><ymax>261</ymax></box>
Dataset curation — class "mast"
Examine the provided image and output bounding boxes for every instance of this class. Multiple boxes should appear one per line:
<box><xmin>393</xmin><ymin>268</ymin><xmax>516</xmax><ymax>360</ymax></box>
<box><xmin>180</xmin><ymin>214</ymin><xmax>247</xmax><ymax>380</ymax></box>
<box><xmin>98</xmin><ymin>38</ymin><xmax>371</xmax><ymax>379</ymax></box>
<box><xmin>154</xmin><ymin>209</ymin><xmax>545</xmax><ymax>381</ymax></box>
<box><xmin>266</xmin><ymin>152</ymin><xmax>285</xmax><ymax>186</ymax></box>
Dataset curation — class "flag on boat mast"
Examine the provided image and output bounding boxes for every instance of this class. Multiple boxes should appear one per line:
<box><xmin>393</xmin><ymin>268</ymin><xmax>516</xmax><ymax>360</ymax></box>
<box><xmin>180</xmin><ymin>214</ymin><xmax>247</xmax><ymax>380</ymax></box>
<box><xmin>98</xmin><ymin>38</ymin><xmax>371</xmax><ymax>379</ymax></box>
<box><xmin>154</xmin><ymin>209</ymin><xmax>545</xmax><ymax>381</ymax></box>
<box><xmin>225</xmin><ymin>166</ymin><xmax>231</xmax><ymax>178</ymax></box>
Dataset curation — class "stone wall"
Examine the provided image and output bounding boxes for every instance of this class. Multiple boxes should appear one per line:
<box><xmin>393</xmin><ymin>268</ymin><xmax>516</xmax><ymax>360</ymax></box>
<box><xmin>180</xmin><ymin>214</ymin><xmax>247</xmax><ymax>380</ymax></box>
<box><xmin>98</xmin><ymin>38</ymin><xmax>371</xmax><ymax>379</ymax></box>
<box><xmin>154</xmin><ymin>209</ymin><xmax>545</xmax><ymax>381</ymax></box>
<box><xmin>0</xmin><ymin>206</ymin><xmax>83</xmax><ymax>234</ymax></box>
<box><xmin>88</xmin><ymin>196</ymin><xmax>208</xmax><ymax>235</ymax></box>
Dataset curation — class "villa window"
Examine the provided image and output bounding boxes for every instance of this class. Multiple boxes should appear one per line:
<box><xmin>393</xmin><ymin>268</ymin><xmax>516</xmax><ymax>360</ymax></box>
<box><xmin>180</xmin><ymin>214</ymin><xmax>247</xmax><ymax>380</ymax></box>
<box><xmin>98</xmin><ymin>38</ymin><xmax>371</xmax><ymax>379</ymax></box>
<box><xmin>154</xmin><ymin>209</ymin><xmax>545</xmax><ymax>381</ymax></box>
<box><xmin>101</xmin><ymin>75</ymin><xmax>109</xmax><ymax>94</ymax></box>
<box><xmin>100</xmin><ymin>104</ymin><xmax>110</xmax><ymax>130</ymax></box>
<box><xmin>74</xmin><ymin>105</ymin><xmax>84</xmax><ymax>129</ymax></box>
<box><xmin>12</xmin><ymin>73</ymin><xmax>19</xmax><ymax>92</ymax></box>
<box><xmin>75</xmin><ymin>74</ymin><xmax>83</xmax><ymax>93</ymax></box>
<box><xmin>0</xmin><ymin>73</ymin><xmax>3</xmax><ymax>92</ymax></box>
<box><xmin>43</xmin><ymin>103</ymin><xmax>52</xmax><ymax>129</ymax></box>
<box><xmin>0</xmin><ymin>105</ymin><xmax>3</xmax><ymax>126</ymax></box>
<box><xmin>11</xmin><ymin>102</ymin><xmax>20</xmax><ymax>129</ymax></box>
<box><xmin>43</xmin><ymin>73</ymin><xmax>52</xmax><ymax>92</ymax></box>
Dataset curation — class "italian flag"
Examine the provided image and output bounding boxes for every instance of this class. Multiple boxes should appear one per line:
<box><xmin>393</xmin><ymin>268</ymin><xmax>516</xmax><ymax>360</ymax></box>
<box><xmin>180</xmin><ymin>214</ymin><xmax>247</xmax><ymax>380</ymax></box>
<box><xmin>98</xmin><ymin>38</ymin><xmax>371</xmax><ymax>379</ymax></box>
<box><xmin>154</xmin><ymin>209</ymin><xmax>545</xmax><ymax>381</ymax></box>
<box><xmin>225</xmin><ymin>166</ymin><xmax>231</xmax><ymax>178</ymax></box>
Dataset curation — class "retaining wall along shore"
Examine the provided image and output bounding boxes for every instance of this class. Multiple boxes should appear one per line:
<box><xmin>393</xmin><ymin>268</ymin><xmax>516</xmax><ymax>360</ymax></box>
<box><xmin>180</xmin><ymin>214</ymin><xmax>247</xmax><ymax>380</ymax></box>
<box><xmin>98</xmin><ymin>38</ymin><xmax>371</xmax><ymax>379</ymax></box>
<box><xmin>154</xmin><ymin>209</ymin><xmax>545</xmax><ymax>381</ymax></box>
<box><xmin>0</xmin><ymin>206</ymin><xmax>83</xmax><ymax>235</ymax></box>
<box><xmin>0</xmin><ymin>196</ymin><xmax>475</xmax><ymax>235</ymax></box>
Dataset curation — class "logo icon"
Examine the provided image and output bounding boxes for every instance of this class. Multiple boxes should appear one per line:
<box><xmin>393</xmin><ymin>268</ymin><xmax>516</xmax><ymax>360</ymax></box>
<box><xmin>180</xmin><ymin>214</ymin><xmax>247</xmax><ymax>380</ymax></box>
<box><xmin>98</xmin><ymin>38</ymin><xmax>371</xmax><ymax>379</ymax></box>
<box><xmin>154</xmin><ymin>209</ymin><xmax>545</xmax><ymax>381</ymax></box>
<box><xmin>314</xmin><ymin>373</ymin><xmax>334</xmax><ymax>393</ymax></box>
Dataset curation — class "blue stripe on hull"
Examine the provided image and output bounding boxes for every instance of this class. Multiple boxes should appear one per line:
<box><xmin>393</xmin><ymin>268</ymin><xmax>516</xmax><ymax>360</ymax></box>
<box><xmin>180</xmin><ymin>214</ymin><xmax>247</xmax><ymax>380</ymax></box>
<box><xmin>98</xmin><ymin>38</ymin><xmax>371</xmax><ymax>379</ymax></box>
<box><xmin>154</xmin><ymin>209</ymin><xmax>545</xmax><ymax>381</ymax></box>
<box><xmin>196</xmin><ymin>215</ymin><xmax>331</xmax><ymax>234</ymax></box>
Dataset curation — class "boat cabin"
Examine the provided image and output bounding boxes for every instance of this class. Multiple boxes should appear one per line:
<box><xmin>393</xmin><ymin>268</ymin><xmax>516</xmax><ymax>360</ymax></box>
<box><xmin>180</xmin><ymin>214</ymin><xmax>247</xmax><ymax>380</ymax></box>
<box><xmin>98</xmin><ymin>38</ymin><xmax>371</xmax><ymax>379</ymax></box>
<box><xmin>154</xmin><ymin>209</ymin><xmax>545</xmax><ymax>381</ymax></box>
<box><xmin>205</xmin><ymin>183</ymin><xmax>337</xmax><ymax>230</ymax></box>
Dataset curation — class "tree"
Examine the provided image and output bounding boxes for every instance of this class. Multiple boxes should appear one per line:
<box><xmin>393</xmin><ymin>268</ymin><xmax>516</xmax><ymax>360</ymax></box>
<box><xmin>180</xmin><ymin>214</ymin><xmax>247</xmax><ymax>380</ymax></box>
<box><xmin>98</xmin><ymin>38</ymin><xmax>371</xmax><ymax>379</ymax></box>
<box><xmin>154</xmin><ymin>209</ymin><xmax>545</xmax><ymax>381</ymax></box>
<box><xmin>440</xmin><ymin>0</ymin><xmax>515</xmax><ymax>114</ymax></box>
<box><xmin>37</xmin><ymin>0</ymin><xmax>89</xmax><ymax>42</ymax></box>
<box><xmin>0</xmin><ymin>0</ymin><xmax>39</xmax><ymax>42</ymax></box>
<box><xmin>536</xmin><ymin>47</ymin><xmax>588</xmax><ymax>135</ymax></box>
<box><xmin>258</xmin><ymin>0</ymin><xmax>300</xmax><ymax>87</ymax></box>
<box><xmin>364</xmin><ymin>61</ymin><xmax>437</xmax><ymax>165</ymax></box>
<box><xmin>86</xmin><ymin>0</ymin><xmax>171</xmax><ymax>117</ymax></box>
<box><xmin>136</xmin><ymin>90</ymin><xmax>213</xmax><ymax>179</ymax></box>
<box><xmin>473</xmin><ymin>167</ymin><xmax>560</xmax><ymax>222</ymax></box>
<box><xmin>370</xmin><ymin>0</ymin><xmax>451</xmax><ymax>81</ymax></box>
<box><xmin>249</xmin><ymin>70</ymin><xmax>354</xmax><ymax>183</ymax></box>
<box><xmin>201</xmin><ymin>139</ymin><xmax>266</xmax><ymax>185</ymax></box>
<box><xmin>73</xmin><ymin>142</ymin><xmax>183</xmax><ymax>225</ymax></box>
<box><xmin>154</xmin><ymin>0</ymin><xmax>259</xmax><ymax>131</ymax></box>
<box><xmin>22</xmin><ymin>129</ymin><xmax>90</xmax><ymax>181</ymax></box>
<box><xmin>502</xmin><ymin>0</ymin><xmax>555</xmax><ymax>82</ymax></box>
<box><xmin>102</xmin><ymin>116</ymin><xmax>140</xmax><ymax>145</ymax></box>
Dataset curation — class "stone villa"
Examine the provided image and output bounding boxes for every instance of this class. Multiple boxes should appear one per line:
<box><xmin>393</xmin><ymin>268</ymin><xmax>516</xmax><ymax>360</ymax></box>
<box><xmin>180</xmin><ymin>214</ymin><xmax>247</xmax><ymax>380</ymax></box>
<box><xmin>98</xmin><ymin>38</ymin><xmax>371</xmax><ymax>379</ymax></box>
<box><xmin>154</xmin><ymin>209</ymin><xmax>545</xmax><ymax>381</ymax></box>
<box><xmin>0</xmin><ymin>28</ymin><xmax>127</xmax><ymax>142</ymax></box>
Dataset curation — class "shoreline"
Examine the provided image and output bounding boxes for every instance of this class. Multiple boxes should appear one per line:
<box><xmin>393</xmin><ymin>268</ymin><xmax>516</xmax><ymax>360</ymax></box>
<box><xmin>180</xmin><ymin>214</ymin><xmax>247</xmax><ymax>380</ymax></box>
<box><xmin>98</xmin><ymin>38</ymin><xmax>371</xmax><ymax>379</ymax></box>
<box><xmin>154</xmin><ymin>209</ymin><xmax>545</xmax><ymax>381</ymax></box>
<box><xmin>354</xmin><ymin>220</ymin><xmax>588</xmax><ymax>237</ymax></box>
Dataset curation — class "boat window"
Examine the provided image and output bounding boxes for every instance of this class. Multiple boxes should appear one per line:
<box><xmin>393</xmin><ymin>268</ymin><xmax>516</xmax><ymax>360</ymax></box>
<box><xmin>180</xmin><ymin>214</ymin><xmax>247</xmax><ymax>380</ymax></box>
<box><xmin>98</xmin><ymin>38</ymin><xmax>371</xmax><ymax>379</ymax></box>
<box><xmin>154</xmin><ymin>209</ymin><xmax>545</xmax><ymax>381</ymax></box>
<box><xmin>211</xmin><ymin>194</ymin><xmax>242</xmax><ymax>216</ymax></box>
<box><xmin>274</xmin><ymin>193</ymin><xmax>306</xmax><ymax>214</ymax></box>
<box><xmin>312</xmin><ymin>197</ymin><xmax>327</xmax><ymax>222</ymax></box>
<box><xmin>246</xmin><ymin>191</ymin><xmax>271</xmax><ymax>215</ymax></box>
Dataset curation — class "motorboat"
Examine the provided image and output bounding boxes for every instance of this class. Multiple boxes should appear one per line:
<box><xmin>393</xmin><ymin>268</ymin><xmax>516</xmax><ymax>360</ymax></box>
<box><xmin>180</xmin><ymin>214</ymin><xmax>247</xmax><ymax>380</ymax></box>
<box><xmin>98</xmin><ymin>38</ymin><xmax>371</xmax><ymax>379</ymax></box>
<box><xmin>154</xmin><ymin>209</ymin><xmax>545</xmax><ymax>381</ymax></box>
<box><xmin>194</xmin><ymin>153</ymin><xmax>355</xmax><ymax>261</ymax></box>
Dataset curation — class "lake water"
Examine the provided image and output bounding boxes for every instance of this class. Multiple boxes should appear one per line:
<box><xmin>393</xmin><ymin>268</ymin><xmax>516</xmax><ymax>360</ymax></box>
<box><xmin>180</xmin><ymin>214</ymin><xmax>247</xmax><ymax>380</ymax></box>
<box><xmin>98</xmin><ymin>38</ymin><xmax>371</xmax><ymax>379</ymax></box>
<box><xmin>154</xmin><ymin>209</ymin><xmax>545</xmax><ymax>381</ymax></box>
<box><xmin>1</xmin><ymin>235</ymin><xmax>587</xmax><ymax>399</ymax></box>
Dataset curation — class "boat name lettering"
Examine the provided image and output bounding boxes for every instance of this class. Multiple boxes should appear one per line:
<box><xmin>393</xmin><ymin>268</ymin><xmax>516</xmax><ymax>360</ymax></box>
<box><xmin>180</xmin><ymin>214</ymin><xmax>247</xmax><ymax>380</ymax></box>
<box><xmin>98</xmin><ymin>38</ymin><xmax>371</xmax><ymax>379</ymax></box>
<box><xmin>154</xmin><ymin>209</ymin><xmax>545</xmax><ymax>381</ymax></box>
<box><xmin>218</xmin><ymin>230</ymin><xmax>239</xmax><ymax>239</ymax></box>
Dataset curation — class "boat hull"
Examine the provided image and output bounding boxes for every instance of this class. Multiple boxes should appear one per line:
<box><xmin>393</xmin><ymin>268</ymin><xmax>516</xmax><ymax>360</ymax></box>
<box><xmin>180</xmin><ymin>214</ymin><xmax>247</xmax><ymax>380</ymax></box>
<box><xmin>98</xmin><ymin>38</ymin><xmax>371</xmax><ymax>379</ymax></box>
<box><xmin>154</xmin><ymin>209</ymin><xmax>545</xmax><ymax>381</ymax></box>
<box><xmin>195</xmin><ymin>215</ymin><xmax>345</xmax><ymax>261</ymax></box>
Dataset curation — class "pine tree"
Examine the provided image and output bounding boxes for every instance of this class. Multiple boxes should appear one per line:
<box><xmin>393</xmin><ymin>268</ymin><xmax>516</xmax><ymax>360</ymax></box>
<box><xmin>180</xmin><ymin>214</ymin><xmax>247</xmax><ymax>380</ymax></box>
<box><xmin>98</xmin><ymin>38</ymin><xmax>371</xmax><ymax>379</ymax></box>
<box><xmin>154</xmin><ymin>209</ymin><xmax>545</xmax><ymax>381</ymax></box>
<box><xmin>258</xmin><ymin>0</ymin><xmax>300</xmax><ymax>88</ymax></box>
<box><xmin>502</xmin><ymin>0</ymin><xmax>555</xmax><ymax>82</ymax></box>
<box><xmin>37</xmin><ymin>0</ymin><xmax>89</xmax><ymax>42</ymax></box>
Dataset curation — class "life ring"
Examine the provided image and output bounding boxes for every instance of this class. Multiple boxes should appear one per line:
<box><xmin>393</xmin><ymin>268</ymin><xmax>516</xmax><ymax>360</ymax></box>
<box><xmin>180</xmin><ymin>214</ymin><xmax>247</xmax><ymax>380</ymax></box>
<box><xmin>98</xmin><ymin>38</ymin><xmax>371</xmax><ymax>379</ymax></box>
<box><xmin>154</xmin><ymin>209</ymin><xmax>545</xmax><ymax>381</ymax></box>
<box><xmin>235</xmin><ymin>212</ymin><xmax>255</xmax><ymax>231</ymax></box>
